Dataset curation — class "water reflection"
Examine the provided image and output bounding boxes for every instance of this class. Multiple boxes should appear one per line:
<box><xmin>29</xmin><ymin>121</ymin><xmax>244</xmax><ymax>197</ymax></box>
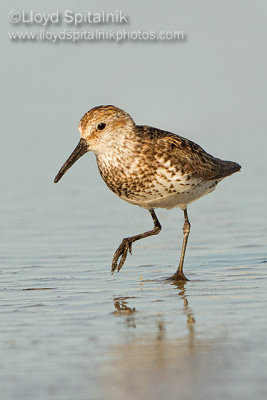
<box><xmin>103</xmin><ymin>283</ymin><xmax>202</xmax><ymax>399</ymax></box>
<box><xmin>113</xmin><ymin>281</ymin><xmax>195</xmax><ymax>339</ymax></box>
<box><xmin>172</xmin><ymin>281</ymin><xmax>196</xmax><ymax>352</ymax></box>
<box><xmin>113</xmin><ymin>297</ymin><xmax>137</xmax><ymax>328</ymax></box>
<box><xmin>113</xmin><ymin>297</ymin><xmax>136</xmax><ymax>315</ymax></box>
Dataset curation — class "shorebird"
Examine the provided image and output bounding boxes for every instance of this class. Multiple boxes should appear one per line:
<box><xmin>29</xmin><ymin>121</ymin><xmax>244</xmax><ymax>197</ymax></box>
<box><xmin>54</xmin><ymin>105</ymin><xmax>241</xmax><ymax>281</ymax></box>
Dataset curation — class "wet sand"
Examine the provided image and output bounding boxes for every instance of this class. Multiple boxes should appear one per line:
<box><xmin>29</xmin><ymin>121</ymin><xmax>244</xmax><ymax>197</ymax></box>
<box><xmin>1</xmin><ymin>242</ymin><xmax>266</xmax><ymax>400</ymax></box>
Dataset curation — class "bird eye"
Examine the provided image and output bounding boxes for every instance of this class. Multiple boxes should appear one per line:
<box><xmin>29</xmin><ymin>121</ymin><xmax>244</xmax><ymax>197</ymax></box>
<box><xmin>97</xmin><ymin>123</ymin><xmax>106</xmax><ymax>130</ymax></box>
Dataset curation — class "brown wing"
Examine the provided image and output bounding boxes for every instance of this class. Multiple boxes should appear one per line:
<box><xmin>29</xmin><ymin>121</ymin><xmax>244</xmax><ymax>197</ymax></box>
<box><xmin>137</xmin><ymin>125</ymin><xmax>241</xmax><ymax>181</ymax></box>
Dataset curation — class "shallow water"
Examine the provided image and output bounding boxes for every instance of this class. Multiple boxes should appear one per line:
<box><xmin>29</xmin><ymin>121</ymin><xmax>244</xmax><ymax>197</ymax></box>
<box><xmin>1</xmin><ymin>139</ymin><xmax>267</xmax><ymax>400</ymax></box>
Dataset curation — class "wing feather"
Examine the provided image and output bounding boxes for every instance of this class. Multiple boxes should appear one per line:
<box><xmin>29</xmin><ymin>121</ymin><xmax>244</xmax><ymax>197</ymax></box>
<box><xmin>137</xmin><ymin>125</ymin><xmax>241</xmax><ymax>181</ymax></box>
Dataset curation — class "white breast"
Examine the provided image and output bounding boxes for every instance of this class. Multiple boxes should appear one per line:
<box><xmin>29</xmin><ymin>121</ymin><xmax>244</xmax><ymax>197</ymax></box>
<box><xmin>126</xmin><ymin>179</ymin><xmax>221</xmax><ymax>210</ymax></box>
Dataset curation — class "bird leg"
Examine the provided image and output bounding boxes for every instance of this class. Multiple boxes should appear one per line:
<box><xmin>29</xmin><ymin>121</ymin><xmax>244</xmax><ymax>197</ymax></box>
<box><xmin>111</xmin><ymin>209</ymin><xmax>161</xmax><ymax>274</ymax></box>
<box><xmin>169</xmin><ymin>208</ymin><xmax>190</xmax><ymax>281</ymax></box>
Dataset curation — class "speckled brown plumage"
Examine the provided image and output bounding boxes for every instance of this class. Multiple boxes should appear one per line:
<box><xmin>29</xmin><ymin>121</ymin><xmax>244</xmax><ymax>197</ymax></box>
<box><xmin>54</xmin><ymin>105</ymin><xmax>241</xmax><ymax>281</ymax></box>
<box><xmin>96</xmin><ymin>124</ymin><xmax>240</xmax><ymax>206</ymax></box>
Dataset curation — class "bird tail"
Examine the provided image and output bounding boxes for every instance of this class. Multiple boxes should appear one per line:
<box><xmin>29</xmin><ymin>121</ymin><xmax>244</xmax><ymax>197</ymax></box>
<box><xmin>212</xmin><ymin>160</ymin><xmax>241</xmax><ymax>179</ymax></box>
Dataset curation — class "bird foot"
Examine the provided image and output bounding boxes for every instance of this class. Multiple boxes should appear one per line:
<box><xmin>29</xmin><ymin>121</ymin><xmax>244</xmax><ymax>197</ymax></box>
<box><xmin>166</xmin><ymin>271</ymin><xmax>189</xmax><ymax>282</ymax></box>
<box><xmin>111</xmin><ymin>238</ymin><xmax>133</xmax><ymax>274</ymax></box>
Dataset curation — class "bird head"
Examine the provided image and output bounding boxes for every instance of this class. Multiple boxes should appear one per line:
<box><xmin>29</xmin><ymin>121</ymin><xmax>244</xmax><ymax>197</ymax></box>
<box><xmin>54</xmin><ymin>105</ymin><xmax>135</xmax><ymax>183</ymax></box>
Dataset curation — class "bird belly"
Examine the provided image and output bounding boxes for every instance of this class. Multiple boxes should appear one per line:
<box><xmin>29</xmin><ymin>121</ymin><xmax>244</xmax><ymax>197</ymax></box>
<box><xmin>123</xmin><ymin>179</ymin><xmax>220</xmax><ymax>210</ymax></box>
<box><xmin>97</xmin><ymin>153</ymin><xmax>220</xmax><ymax>210</ymax></box>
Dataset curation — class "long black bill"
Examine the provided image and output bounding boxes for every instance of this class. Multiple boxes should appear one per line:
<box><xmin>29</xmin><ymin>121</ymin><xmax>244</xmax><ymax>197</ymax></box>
<box><xmin>54</xmin><ymin>138</ymin><xmax>88</xmax><ymax>183</ymax></box>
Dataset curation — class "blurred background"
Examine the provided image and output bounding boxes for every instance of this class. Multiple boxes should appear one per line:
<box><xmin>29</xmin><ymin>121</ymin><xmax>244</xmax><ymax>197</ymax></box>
<box><xmin>1</xmin><ymin>1</ymin><xmax>266</xmax><ymax>399</ymax></box>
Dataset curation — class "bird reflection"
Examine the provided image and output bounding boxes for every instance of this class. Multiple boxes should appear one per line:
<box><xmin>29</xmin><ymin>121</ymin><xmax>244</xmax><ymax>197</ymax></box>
<box><xmin>112</xmin><ymin>280</ymin><xmax>195</xmax><ymax>349</ymax></box>
<box><xmin>156</xmin><ymin>321</ymin><xmax>166</xmax><ymax>342</ymax></box>
<box><xmin>112</xmin><ymin>296</ymin><xmax>136</xmax><ymax>328</ymax></box>
<box><xmin>153</xmin><ymin>281</ymin><xmax>195</xmax><ymax>352</ymax></box>
<box><xmin>172</xmin><ymin>280</ymin><xmax>196</xmax><ymax>351</ymax></box>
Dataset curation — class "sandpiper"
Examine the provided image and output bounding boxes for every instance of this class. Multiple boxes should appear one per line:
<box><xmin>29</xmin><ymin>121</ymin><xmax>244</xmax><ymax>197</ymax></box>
<box><xmin>54</xmin><ymin>105</ymin><xmax>241</xmax><ymax>281</ymax></box>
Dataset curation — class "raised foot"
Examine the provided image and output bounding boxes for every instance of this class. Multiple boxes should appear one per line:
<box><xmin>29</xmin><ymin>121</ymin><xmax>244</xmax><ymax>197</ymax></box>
<box><xmin>166</xmin><ymin>271</ymin><xmax>189</xmax><ymax>282</ymax></box>
<box><xmin>111</xmin><ymin>238</ymin><xmax>133</xmax><ymax>274</ymax></box>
